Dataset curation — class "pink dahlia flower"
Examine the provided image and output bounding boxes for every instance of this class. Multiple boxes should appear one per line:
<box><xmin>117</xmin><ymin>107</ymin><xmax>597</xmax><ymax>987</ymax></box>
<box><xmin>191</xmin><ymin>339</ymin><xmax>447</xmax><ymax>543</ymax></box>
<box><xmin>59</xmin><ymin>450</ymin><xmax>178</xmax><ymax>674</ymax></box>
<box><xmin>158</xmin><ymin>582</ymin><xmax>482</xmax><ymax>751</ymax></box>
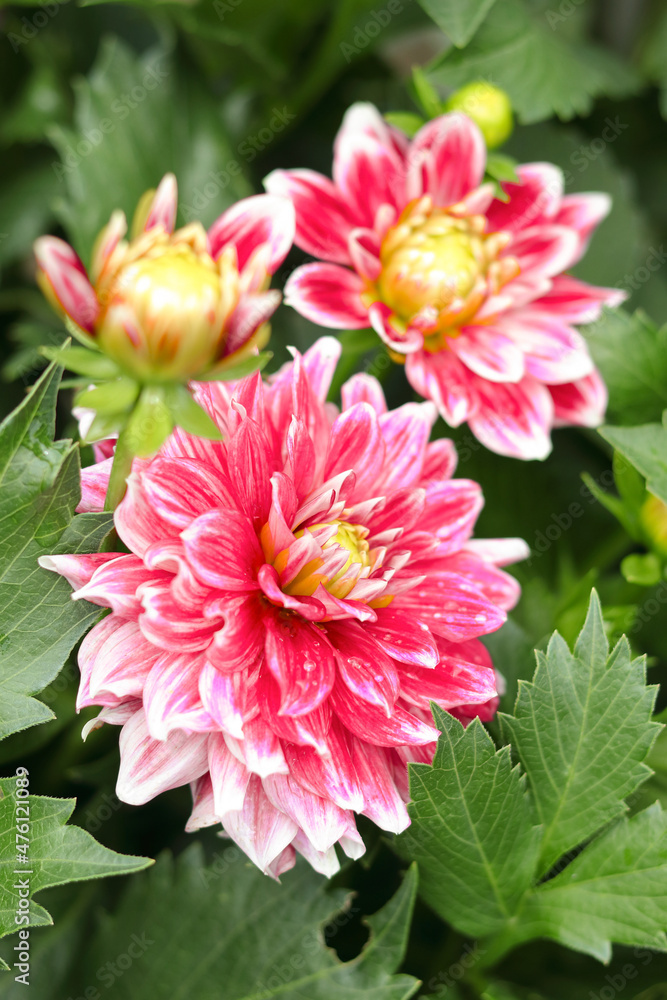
<box><xmin>41</xmin><ymin>337</ymin><xmax>527</xmax><ymax>877</ymax></box>
<box><xmin>34</xmin><ymin>173</ymin><xmax>295</xmax><ymax>381</ymax></box>
<box><xmin>265</xmin><ymin>104</ymin><xmax>626</xmax><ymax>460</ymax></box>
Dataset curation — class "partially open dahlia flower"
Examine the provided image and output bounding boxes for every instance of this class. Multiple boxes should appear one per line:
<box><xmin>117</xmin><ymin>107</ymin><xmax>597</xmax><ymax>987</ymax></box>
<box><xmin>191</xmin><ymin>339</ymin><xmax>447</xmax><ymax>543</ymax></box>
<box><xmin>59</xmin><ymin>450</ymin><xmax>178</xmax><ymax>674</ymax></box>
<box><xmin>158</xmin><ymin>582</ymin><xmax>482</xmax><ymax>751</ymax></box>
<box><xmin>266</xmin><ymin>103</ymin><xmax>625</xmax><ymax>460</ymax></box>
<box><xmin>41</xmin><ymin>338</ymin><xmax>527</xmax><ymax>876</ymax></box>
<box><xmin>34</xmin><ymin>173</ymin><xmax>294</xmax><ymax>380</ymax></box>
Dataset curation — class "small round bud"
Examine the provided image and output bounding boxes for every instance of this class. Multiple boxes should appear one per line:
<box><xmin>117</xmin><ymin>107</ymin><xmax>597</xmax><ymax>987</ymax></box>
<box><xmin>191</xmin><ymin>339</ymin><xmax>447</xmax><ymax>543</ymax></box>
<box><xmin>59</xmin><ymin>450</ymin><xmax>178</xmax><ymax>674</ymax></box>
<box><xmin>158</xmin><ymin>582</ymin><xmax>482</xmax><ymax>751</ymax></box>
<box><xmin>445</xmin><ymin>81</ymin><xmax>513</xmax><ymax>149</ymax></box>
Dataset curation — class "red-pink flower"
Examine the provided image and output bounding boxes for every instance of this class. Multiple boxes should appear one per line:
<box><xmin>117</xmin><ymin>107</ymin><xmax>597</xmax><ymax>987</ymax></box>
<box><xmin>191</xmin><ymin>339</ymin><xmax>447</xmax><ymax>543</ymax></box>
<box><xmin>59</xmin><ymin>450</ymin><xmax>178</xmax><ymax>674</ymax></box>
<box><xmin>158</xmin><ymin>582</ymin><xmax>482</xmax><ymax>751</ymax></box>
<box><xmin>41</xmin><ymin>338</ymin><xmax>527</xmax><ymax>876</ymax></box>
<box><xmin>266</xmin><ymin>104</ymin><xmax>625</xmax><ymax>460</ymax></box>
<box><xmin>34</xmin><ymin>174</ymin><xmax>294</xmax><ymax>380</ymax></box>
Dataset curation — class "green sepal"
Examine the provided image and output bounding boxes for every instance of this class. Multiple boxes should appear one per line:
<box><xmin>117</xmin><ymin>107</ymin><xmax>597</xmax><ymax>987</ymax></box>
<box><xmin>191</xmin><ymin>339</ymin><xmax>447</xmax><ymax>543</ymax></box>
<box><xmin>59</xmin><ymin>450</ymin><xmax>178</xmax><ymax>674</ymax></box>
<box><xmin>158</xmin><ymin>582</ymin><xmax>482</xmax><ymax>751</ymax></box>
<box><xmin>621</xmin><ymin>552</ymin><xmax>663</xmax><ymax>586</ymax></box>
<box><xmin>198</xmin><ymin>351</ymin><xmax>272</xmax><ymax>383</ymax></box>
<box><xmin>40</xmin><ymin>345</ymin><xmax>121</xmax><ymax>380</ymax></box>
<box><xmin>384</xmin><ymin>111</ymin><xmax>425</xmax><ymax>137</ymax></box>
<box><xmin>63</xmin><ymin>315</ymin><xmax>99</xmax><ymax>350</ymax></box>
<box><xmin>81</xmin><ymin>410</ymin><xmax>125</xmax><ymax>444</ymax></box>
<box><xmin>75</xmin><ymin>377</ymin><xmax>140</xmax><ymax>415</ymax></box>
<box><xmin>164</xmin><ymin>383</ymin><xmax>224</xmax><ymax>440</ymax></box>
<box><xmin>124</xmin><ymin>386</ymin><xmax>173</xmax><ymax>458</ymax></box>
<box><xmin>411</xmin><ymin>66</ymin><xmax>443</xmax><ymax>119</ymax></box>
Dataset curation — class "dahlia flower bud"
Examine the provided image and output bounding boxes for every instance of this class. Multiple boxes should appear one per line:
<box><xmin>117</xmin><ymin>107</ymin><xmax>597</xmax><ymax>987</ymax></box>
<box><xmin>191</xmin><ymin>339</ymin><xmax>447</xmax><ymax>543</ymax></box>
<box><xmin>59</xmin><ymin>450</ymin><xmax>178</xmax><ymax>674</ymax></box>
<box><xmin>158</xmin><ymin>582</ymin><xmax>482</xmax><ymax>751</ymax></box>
<box><xmin>40</xmin><ymin>337</ymin><xmax>529</xmax><ymax>878</ymax></box>
<box><xmin>34</xmin><ymin>174</ymin><xmax>295</xmax><ymax>503</ymax></box>
<box><xmin>445</xmin><ymin>81</ymin><xmax>513</xmax><ymax>149</ymax></box>
<box><xmin>268</xmin><ymin>102</ymin><xmax>626</xmax><ymax>460</ymax></box>
<box><xmin>640</xmin><ymin>494</ymin><xmax>667</xmax><ymax>557</ymax></box>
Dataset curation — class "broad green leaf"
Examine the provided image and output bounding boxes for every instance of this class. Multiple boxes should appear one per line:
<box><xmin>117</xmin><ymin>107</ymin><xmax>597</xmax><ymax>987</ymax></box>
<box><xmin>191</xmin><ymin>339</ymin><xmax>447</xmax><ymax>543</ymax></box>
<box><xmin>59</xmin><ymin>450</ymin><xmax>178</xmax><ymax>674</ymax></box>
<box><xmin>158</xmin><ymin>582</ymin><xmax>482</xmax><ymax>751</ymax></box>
<box><xmin>49</xmin><ymin>38</ymin><xmax>251</xmax><ymax>262</ymax></box>
<box><xmin>0</xmin><ymin>776</ymin><xmax>152</xmax><ymax>944</ymax></box>
<box><xmin>429</xmin><ymin>0</ymin><xmax>640</xmax><ymax>123</ymax></box>
<box><xmin>500</xmin><ymin>592</ymin><xmax>659</xmax><ymax>875</ymax></box>
<box><xmin>383</xmin><ymin>113</ymin><xmax>425</xmax><ymax>138</ymax></box>
<box><xmin>397</xmin><ymin>706</ymin><xmax>541</xmax><ymax>938</ymax></box>
<box><xmin>416</xmin><ymin>0</ymin><xmax>498</xmax><ymax>47</ymax></box>
<box><xmin>163</xmin><ymin>384</ymin><xmax>223</xmax><ymax>440</ymax></box>
<box><xmin>41</xmin><ymin>346</ymin><xmax>121</xmax><ymax>381</ymax></box>
<box><xmin>491</xmin><ymin>804</ymin><xmax>667</xmax><ymax>963</ymax></box>
<box><xmin>0</xmin><ymin>363</ymin><xmax>107</xmax><ymax>741</ymax></box>
<box><xmin>75</xmin><ymin>377</ymin><xmax>140</xmax><ymax>415</ymax></box>
<box><xmin>69</xmin><ymin>844</ymin><xmax>419</xmax><ymax>999</ymax></box>
<box><xmin>601</xmin><ymin>416</ymin><xmax>667</xmax><ymax>507</ymax></box>
<box><xmin>583</xmin><ymin>309</ymin><xmax>667</xmax><ymax>426</ymax></box>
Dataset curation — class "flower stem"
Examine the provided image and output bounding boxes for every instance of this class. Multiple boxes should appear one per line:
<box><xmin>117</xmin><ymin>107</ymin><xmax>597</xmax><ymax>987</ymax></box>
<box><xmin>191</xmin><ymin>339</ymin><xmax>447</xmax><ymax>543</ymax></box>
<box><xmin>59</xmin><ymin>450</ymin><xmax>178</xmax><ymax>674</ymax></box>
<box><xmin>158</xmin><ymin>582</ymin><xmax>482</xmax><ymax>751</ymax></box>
<box><xmin>104</xmin><ymin>428</ymin><xmax>135</xmax><ymax>511</ymax></box>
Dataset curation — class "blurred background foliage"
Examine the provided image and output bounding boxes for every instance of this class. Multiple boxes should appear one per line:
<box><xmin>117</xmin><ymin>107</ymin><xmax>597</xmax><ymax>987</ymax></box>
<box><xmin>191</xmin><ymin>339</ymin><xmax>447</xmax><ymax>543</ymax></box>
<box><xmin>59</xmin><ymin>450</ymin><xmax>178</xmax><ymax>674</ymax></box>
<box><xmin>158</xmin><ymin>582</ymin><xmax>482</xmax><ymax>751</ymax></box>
<box><xmin>2</xmin><ymin>0</ymin><xmax>667</xmax><ymax>996</ymax></box>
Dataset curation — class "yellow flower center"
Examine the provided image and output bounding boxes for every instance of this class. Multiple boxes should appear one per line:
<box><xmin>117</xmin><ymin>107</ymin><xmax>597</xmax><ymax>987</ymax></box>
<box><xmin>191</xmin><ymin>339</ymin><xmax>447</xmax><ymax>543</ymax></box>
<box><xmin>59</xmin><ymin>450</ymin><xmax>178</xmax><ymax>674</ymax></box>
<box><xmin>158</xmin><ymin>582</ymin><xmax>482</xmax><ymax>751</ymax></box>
<box><xmin>277</xmin><ymin>520</ymin><xmax>371</xmax><ymax>600</ymax></box>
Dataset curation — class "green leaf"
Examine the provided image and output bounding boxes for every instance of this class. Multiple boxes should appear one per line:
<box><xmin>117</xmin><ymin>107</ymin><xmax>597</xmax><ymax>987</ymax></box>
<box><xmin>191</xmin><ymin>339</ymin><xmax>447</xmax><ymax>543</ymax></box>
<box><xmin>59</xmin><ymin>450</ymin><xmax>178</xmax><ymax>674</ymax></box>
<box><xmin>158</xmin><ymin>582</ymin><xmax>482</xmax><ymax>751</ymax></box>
<box><xmin>0</xmin><ymin>776</ymin><xmax>152</xmax><ymax>942</ymax></box>
<box><xmin>600</xmin><ymin>416</ymin><xmax>667</xmax><ymax>507</ymax></box>
<box><xmin>50</xmin><ymin>38</ymin><xmax>251</xmax><ymax>263</ymax></box>
<box><xmin>0</xmin><ymin>364</ymin><xmax>107</xmax><ymax>741</ymax></box>
<box><xmin>69</xmin><ymin>845</ymin><xmax>419</xmax><ymax>999</ymax></box>
<box><xmin>198</xmin><ymin>351</ymin><xmax>273</xmax><ymax>382</ymax></box>
<box><xmin>621</xmin><ymin>553</ymin><xmax>662</xmax><ymax>586</ymax></box>
<box><xmin>639</xmin><ymin>4</ymin><xmax>667</xmax><ymax>119</ymax></box>
<box><xmin>40</xmin><ymin>346</ymin><xmax>121</xmax><ymax>381</ymax></box>
<box><xmin>429</xmin><ymin>0</ymin><xmax>640</xmax><ymax>123</ymax></box>
<box><xmin>163</xmin><ymin>385</ymin><xmax>223</xmax><ymax>440</ymax></box>
<box><xmin>411</xmin><ymin>66</ymin><xmax>443</xmax><ymax>119</ymax></box>
<box><xmin>485</xmin><ymin>153</ymin><xmax>519</xmax><ymax>184</ymax></box>
<box><xmin>125</xmin><ymin>387</ymin><xmax>173</xmax><ymax>458</ymax></box>
<box><xmin>583</xmin><ymin>309</ymin><xmax>667</xmax><ymax>426</ymax></box>
<box><xmin>74</xmin><ymin>377</ymin><xmax>140</xmax><ymax>416</ymax></box>
<box><xmin>494</xmin><ymin>804</ymin><xmax>667</xmax><ymax>963</ymax></box>
<box><xmin>500</xmin><ymin>592</ymin><xmax>659</xmax><ymax>876</ymax></box>
<box><xmin>383</xmin><ymin>113</ymin><xmax>425</xmax><ymax>138</ymax></box>
<box><xmin>397</xmin><ymin>706</ymin><xmax>541</xmax><ymax>938</ymax></box>
<box><xmin>416</xmin><ymin>0</ymin><xmax>498</xmax><ymax>47</ymax></box>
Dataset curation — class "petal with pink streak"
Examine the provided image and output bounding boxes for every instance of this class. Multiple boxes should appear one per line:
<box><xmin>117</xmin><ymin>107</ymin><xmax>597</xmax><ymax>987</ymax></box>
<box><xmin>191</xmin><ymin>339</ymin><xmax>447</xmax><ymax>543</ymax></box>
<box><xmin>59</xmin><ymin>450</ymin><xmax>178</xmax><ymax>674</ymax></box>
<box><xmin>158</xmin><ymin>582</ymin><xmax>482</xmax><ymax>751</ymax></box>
<box><xmin>444</xmin><ymin>551</ymin><xmax>521</xmax><ymax>611</ymax></box>
<box><xmin>182</xmin><ymin>508</ymin><xmax>262</xmax><ymax>591</ymax></box>
<box><xmin>115</xmin><ymin>472</ymin><xmax>181</xmax><ymax>557</ymax></box>
<box><xmin>144</xmin><ymin>173</ymin><xmax>177</xmax><ymax>234</ymax></box>
<box><xmin>73</xmin><ymin>554</ymin><xmax>169</xmax><ymax>618</ymax></box>
<box><xmin>486</xmin><ymin>163</ymin><xmax>563</xmax><ymax>234</ymax></box>
<box><xmin>227</xmin><ymin>417</ymin><xmax>274</xmax><ymax>522</ymax></box>
<box><xmin>348</xmin><ymin>228</ymin><xmax>382</xmax><ymax>281</ymax></box>
<box><xmin>186</xmin><ymin>774</ymin><xmax>219</xmax><ymax>832</ymax></box>
<box><xmin>143</xmin><ymin>651</ymin><xmax>214</xmax><ymax>740</ymax></box>
<box><xmin>549</xmin><ymin>369</ymin><xmax>607</xmax><ymax>428</ymax></box>
<box><xmin>259</xmin><ymin>672</ymin><xmax>331</xmax><ymax>754</ymax></box>
<box><xmin>205</xmin><ymin>594</ymin><xmax>265</xmax><ymax>673</ymax></box>
<box><xmin>400</xmin><ymin>653</ymin><xmax>497</xmax><ymax>712</ymax></box>
<box><xmin>224</xmin><ymin>289</ymin><xmax>281</xmax><ymax>356</ymax></box>
<box><xmin>333</xmin><ymin>132</ymin><xmax>406</xmax><ymax>227</ymax></box>
<box><xmin>351</xmin><ymin>739</ymin><xmax>410</xmax><ymax>833</ymax></box>
<box><xmin>285</xmin><ymin>263</ymin><xmax>369</xmax><ymax>329</ymax></box>
<box><xmin>506</xmin><ymin>224</ymin><xmax>580</xmax><ymax>280</ymax></box>
<box><xmin>421</xmin><ymin>438</ymin><xmax>458</xmax><ymax>482</ymax></box>
<box><xmin>208</xmin><ymin>733</ymin><xmax>251</xmax><ymax>814</ymax></box>
<box><xmin>331</xmin><ymin>676</ymin><xmax>439</xmax><ymax>747</ymax></box>
<box><xmin>405</xmin><ymin>349</ymin><xmax>479</xmax><ymax>427</ymax></box>
<box><xmin>34</xmin><ymin>236</ymin><xmax>99</xmax><ymax>331</ymax></box>
<box><xmin>406</xmin><ymin>112</ymin><xmax>486</xmax><ymax>207</ymax></box>
<box><xmin>285</xmin><ymin>720</ymin><xmax>364</xmax><ymax>812</ymax></box>
<box><xmin>258</xmin><ymin>564</ymin><xmax>326</xmax><ymax>622</ymax></box>
<box><xmin>77</xmin><ymin>617</ymin><xmax>158</xmax><ymax>709</ymax></box>
<box><xmin>369</xmin><ymin>302</ymin><xmax>423</xmax><ymax>354</ymax></box>
<box><xmin>419</xmin><ymin>478</ymin><xmax>484</xmax><ymax>551</ymax></box>
<box><xmin>467</xmin><ymin>375</ymin><xmax>554</xmax><ymax>461</ymax></box>
<box><xmin>341</xmin><ymin>372</ymin><xmax>388</xmax><ymax>414</ymax></box>
<box><xmin>237</xmin><ymin>716</ymin><xmax>290</xmax><ymax>778</ymax></box>
<box><xmin>221</xmin><ymin>775</ymin><xmax>298</xmax><ymax>878</ymax></box>
<box><xmin>378</xmin><ymin>402</ymin><xmax>434</xmax><ymax>490</ymax></box>
<box><xmin>116</xmin><ymin>710</ymin><xmax>209</xmax><ymax>805</ymax></box>
<box><xmin>530</xmin><ymin>274</ymin><xmax>626</xmax><ymax>324</ymax></box>
<box><xmin>398</xmin><ymin>572</ymin><xmax>506</xmax><ymax>641</ymax></box>
<box><xmin>264</xmin><ymin>168</ymin><xmax>357</xmax><ymax>264</ymax></box>
<box><xmin>298</xmin><ymin>336</ymin><xmax>343</xmax><ymax>403</ymax></box>
<box><xmin>464</xmin><ymin>537</ymin><xmax>530</xmax><ymax>567</ymax></box>
<box><xmin>138</xmin><ymin>580</ymin><xmax>218</xmax><ymax>652</ymax></box>
<box><xmin>451</xmin><ymin>326</ymin><xmax>525</xmax><ymax>384</ymax></box>
<box><xmin>78</xmin><ymin>457</ymin><xmax>113</xmax><ymax>513</ymax></box>
<box><xmin>207</xmin><ymin>193</ymin><xmax>295</xmax><ymax>273</ymax></box>
<box><xmin>264</xmin><ymin>614</ymin><xmax>335</xmax><ymax>716</ymax></box>
<box><xmin>291</xmin><ymin>830</ymin><xmax>341</xmax><ymax>877</ymax></box>
<box><xmin>327</xmin><ymin>620</ymin><xmax>399</xmax><ymax>715</ymax></box>
<box><xmin>263</xmin><ymin>773</ymin><xmax>351</xmax><ymax>853</ymax></box>
<box><xmin>365</xmin><ymin>608</ymin><xmax>438</xmax><ymax>667</ymax></box>
<box><xmin>500</xmin><ymin>311</ymin><xmax>593</xmax><ymax>385</ymax></box>
<box><xmin>37</xmin><ymin>552</ymin><xmax>118</xmax><ymax>591</ymax></box>
<box><xmin>333</xmin><ymin>102</ymin><xmax>410</xmax><ymax>166</ymax></box>
<box><xmin>141</xmin><ymin>457</ymin><xmax>235</xmax><ymax>528</ymax></box>
<box><xmin>325</xmin><ymin>402</ymin><xmax>385</xmax><ymax>501</ymax></box>
<box><xmin>198</xmin><ymin>663</ymin><xmax>245</xmax><ymax>738</ymax></box>
<box><xmin>554</xmin><ymin>192</ymin><xmax>611</xmax><ymax>256</ymax></box>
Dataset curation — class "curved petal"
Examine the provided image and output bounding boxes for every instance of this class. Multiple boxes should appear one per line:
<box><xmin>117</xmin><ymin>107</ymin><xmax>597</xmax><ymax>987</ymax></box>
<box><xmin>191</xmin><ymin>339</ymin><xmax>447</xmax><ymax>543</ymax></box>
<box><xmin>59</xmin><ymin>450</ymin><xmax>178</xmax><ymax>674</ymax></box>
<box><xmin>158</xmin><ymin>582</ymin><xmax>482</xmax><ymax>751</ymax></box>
<box><xmin>369</xmin><ymin>302</ymin><xmax>423</xmax><ymax>354</ymax></box>
<box><xmin>486</xmin><ymin>163</ymin><xmax>563</xmax><ymax>234</ymax></box>
<box><xmin>506</xmin><ymin>224</ymin><xmax>580</xmax><ymax>280</ymax></box>
<box><xmin>406</xmin><ymin>112</ymin><xmax>486</xmax><ymax>207</ymax></box>
<box><xmin>285</xmin><ymin>263</ymin><xmax>369</xmax><ymax>329</ymax></box>
<box><xmin>116</xmin><ymin>710</ymin><xmax>209</xmax><ymax>805</ymax></box>
<box><xmin>549</xmin><ymin>369</ymin><xmax>607</xmax><ymax>428</ymax></box>
<box><xmin>554</xmin><ymin>192</ymin><xmax>611</xmax><ymax>257</ymax></box>
<box><xmin>530</xmin><ymin>274</ymin><xmax>626</xmax><ymax>324</ymax></box>
<box><xmin>333</xmin><ymin>132</ymin><xmax>406</xmax><ymax>226</ymax></box>
<box><xmin>406</xmin><ymin>349</ymin><xmax>479</xmax><ymax>427</ymax></box>
<box><xmin>34</xmin><ymin>236</ymin><xmax>99</xmax><ymax>332</ymax></box>
<box><xmin>451</xmin><ymin>325</ymin><xmax>526</xmax><ymax>383</ymax></box>
<box><xmin>499</xmin><ymin>311</ymin><xmax>594</xmax><ymax>384</ymax></box>
<box><xmin>208</xmin><ymin>193</ymin><xmax>295</xmax><ymax>273</ymax></box>
<box><xmin>144</xmin><ymin>173</ymin><xmax>177</xmax><ymax>234</ymax></box>
<box><xmin>264</xmin><ymin>614</ymin><xmax>335</xmax><ymax>716</ymax></box>
<box><xmin>467</xmin><ymin>374</ymin><xmax>554</xmax><ymax>460</ymax></box>
<box><xmin>264</xmin><ymin>168</ymin><xmax>357</xmax><ymax>264</ymax></box>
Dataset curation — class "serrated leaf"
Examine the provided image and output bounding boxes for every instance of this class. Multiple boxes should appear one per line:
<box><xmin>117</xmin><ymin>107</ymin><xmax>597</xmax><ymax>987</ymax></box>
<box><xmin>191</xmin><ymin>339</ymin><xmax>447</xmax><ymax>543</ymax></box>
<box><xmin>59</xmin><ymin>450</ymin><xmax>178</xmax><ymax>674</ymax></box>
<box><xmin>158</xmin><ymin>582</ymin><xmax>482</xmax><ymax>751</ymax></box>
<box><xmin>0</xmin><ymin>364</ymin><xmax>107</xmax><ymax>741</ymax></box>
<box><xmin>68</xmin><ymin>844</ymin><xmax>418</xmax><ymax>999</ymax></box>
<box><xmin>500</xmin><ymin>592</ymin><xmax>659</xmax><ymax>876</ymax></box>
<box><xmin>495</xmin><ymin>804</ymin><xmax>667</xmax><ymax>963</ymax></box>
<box><xmin>0</xmin><ymin>776</ymin><xmax>152</xmax><ymax>943</ymax></box>
<box><xmin>429</xmin><ymin>0</ymin><xmax>640</xmax><ymax>123</ymax></box>
<box><xmin>600</xmin><ymin>417</ymin><xmax>667</xmax><ymax>507</ymax></box>
<box><xmin>583</xmin><ymin>309</ymin><xmax>667</xmax><ymax>426</ymax></box>
<box><xmin>417</xmin><ymin>0</ymin><xmax>498</xmax><ymax>47</ymax></box>
<box><xmin>397</xmin><ymin>706</ymin><xmax>541</xmax><ymax>937</ymax></box>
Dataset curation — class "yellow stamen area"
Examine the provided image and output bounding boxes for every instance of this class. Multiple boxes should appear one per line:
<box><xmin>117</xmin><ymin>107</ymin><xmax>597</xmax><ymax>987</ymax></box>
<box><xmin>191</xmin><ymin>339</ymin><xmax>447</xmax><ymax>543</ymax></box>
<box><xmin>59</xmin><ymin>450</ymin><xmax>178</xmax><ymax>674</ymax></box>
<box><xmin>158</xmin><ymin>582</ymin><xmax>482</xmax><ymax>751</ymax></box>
<box><xmin>279</xmin><ymin>520</ymin><xmax>371</xmax><ymax>600</ymax></box>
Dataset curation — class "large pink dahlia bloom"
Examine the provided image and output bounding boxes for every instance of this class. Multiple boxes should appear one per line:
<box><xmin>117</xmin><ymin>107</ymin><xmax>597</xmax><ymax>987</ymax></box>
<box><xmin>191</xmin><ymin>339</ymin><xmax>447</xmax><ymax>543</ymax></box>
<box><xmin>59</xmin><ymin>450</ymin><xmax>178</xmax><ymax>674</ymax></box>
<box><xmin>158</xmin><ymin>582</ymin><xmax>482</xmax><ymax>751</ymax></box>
<box><xmin>266</xmin><ymin>104</ymin><xmax>625</xmax><ymax>460</ymax></box>
<box><xmin>41</xmin><ymin>338</ymin><xmax>527</xmax><ymax>877</ymax></box>
<box><xmin>34</xmin><ymin>174</ymin><xmax>295</xmax><ymax>380</ymax></box>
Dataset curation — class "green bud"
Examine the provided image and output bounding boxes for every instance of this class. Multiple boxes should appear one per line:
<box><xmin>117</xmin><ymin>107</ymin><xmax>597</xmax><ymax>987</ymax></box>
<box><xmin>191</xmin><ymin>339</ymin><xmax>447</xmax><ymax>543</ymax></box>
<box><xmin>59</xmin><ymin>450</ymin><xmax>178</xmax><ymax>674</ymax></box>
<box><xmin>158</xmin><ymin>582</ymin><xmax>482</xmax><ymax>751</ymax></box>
<box><xmin>445</xmin><ymin>81</ymin><xmax>513</xmax><ymax>149</ymax></box>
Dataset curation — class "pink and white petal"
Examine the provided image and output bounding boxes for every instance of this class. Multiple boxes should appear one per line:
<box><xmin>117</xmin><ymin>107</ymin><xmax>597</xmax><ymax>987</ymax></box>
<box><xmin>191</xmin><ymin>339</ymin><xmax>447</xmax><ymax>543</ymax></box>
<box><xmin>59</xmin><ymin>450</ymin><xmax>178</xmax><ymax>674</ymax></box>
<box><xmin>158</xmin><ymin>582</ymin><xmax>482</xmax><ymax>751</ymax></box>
<box><xmin>467</xmin><ymin>375</ymin><xmax>554</xmax><ymax>460</ymax></box>
<box><xmin>90</xmin><ymin>210</ymin><xmax>127</xmax><ymax>284</ymax></box>
<box><xmin>333</xmin><ymin>102</ymin><xmax>410</xmax><ymax>167</ymax></box>
<box><xmin>138</xmin><ymin>580</ymin><xmax>218</xmax><ymax>652</ymax></box>
<box><xmin>186</xmin><ymin>774</ymin><xmax>220</xmax><ymax>832</ymax></box>
<box><xmin>73</xmin><ymin>554</ymin><xmax>169</xmax><ymax>618</ymax></box>
<box><xmin>554</xmin><ymin>192</ymin><xmax>611</xmax><ymax>256</ymax></box>
<box><xmin>141</xmin><ymin>456</ymin><xmax>235</xmax><ymax>528</ymax></box>
<box><xmin>486</xmin><ymin>163</ymin><xmax>564</xmax><ymax>234</ymax></box>
<box><xmin>348</xmin><ymin>228</ymin><xmax>382</xmax><ymax>282</ymax></box>
<box><xmin>419</xmin><ymin>478</ymin><xmax>484</xmax><ymax>550</ymax></box>
<box><xmin>369</xmin><ymin>302</ymin><xmax>423</xmax><ymax>354</ymax></box>
<box><xmin>365</xmin><ymin>608</ymin><xmax>438</xmax><ymax>667</ymax></box>
<box><xmin>205</xmin><ymin>594</ymin><xmax>265</xmax><ymax>674</ymax></box>
<box><xmin>224</xmin><ymin>290</ymin><xmax>281</xmax><ymax>356</ymax></box>
<box><xmin>505</xmin><ymin>224</ymin><xmax>580</xmax><ymax>280</ymax></box>
<box><xmin>116</xmin><ymin>710</ymin><xmax>209</xmax><ymax>805</ymax></box>
<box><xmin>78</xmin><ymin>457</ymin><xmax>113</xmax><ymax>513</ymax></box>
<box><xmin>264</xmin><ymin>168</ymin><xmax>357</xmax><ymax>264</ymax></box>
<box><xmin>199</xmin><ymin>663</ymin><xmax>245</xmax><ymax>738</ymax></box>
<box><xmin>398</xmin><ymin>573</ymin><xmax>506</xmax><ymax>641</ymax></box>
<box><xmin>144</xmin><ymin>173</ymin><xmax>178</xmax><ymax>234</ymax></box>
<box><xmin>34</xmin><ymin>236</ymin><xmax>99</xmax><ymax>331</ymax></box>
<box><xmin>499</xmin><ymin>311</ymin><xmax>593</xmax><ymax>384</ymax></box>
<box><xmin>451</xmin><ymin>326</ymin><xmax>525</xmax><ymax>383</ymax></box>
<box><xmin>352</xmin><ymin>739</ymin><xmax>410</xmax><ymax>834</ymax></box>
<box><xmin>291</xmin><ymin>830</ymin><xmax>340</xmax><ymax>877</ymax></box>
<box><xmin>77</xmin><ymin>616</ymin><xmax>158</xmax><ymax>709</ymax></box>
<box><xmin>407</xmin><ymin>112</ymin><xmax>486</xmax><ymax>206</ymax></box>
<box><xmin>400</xmin><ymin>656</ymin><xmax>497</xmax><ymax>712</ymax></box>
<box><xmin>325</xmin><ymin>402</ymin><xmax>386</xmax><ymax>502</ymax></box>
<box><xmin>341</xmin><ymin>372</ymin><xmax>388</xmax><ymax>414</ymax></box>
<box><xmin>530</xmin><ymin>274</ymin><xmax>627</xmax><ymax>323</ymax></box>
<box><xmin>143</xmin><ymin>651</ymin><xmax>214</xmax><ymax>741</ymax></box>
<box><xmin>221</xmin><ymin>776</ymin><xmax>298</xmax><ymax>878</ymax></box>
<box><xmin>264</xmin><ymin>614</ymin><xmax>335</xmax><ymax>716</ymax></box>
<box><xmin>285</xmin><ymin>719</ymin><xmax>364</xmax><ymax>812</ymax></box>
<box><xmin>263</xmin><ymin>773</ymin><xmax>351</xmax><ymax>853</ymax></box>
<box><xmin>420</xmin><ymin>438</ymin><xmax>458</xmax><ymax>482</ymax></box>
<box><xmin>326</xmin><ymin>619</ymin><xmax>399</xmax><ymax>715</ymax></box>
<box><xmin>208</xmin><ymin>733</ymin><xmax>251</xmax><ymax>815</ymax></box>
<box><xmin>82</xmin><ymin>701</ymin><xmax>141</xmax><ymax>741</ymax></box>
<box><xmin>207</xmin><ymin>193</ymin><xmax>295</xmax><ymax>273</ymax></box>
<box><xmin>300</xmin><ymin>336</ymin><xmax>343</xmax><ymax>402</ymax></box>
<box><xmin>333</xmin><ymin>132</ymin><xmax>405</xmax><ymax>226</ymax></box>
<box><xmin>37</xmin><ymin>552</ymin><xmax>118</xmax><ymax>591</ymax></box>
<box><xmin>442</xmin><ymin>551</ymin><xmax>521</xmax><ymax>611</ymax></box>
<box><xmin>331</xmin><ymin>677</ymin><xmax>439</xmax><ymax>747</ymax></box>
<box><xmin>258</xmin><ymin>565</ymin><xmax>326</xmax><ymax>622</ymax></box>
<box><xmin>378</xmin><ymin>402</ymin><xmax>434</xmax><ymax>490</ymax></box>
<box><xmin>405</xmin><ymin>349</ymin><xmax>479</xmax><ymax>427</ymax></box>
<box><xmin>181</xmin><ymin>508</ymin><xmax>263</xmax><ymax>591</ymax></box>
<box><xmin>227</xmin><ymin>417</ymin><xmax>274</xmax><ymax>522</ymax></box>
<box><xmin>464</xmin><ymin>536</ymin><xmax>530</xmax><ymax>567</ymax></box>
<box><xmin>549</xmin><ymin>369</ymin><xmax>607</xmax><ymax>428</ymax></box>
<box><xmin>115</xmin><ymin>471</ymin><xmax>181</xmax><ymax>557</ymax></box>
<box><xmin>258</xmin><ymin>672</ymin><xmax>331</xmax><ymax>755</ymax></box>
<box><xmin>237</xmin><ymin>716</ymin><xmax>290</xmax><ymax>778</ymax></box>
<box><xmin>285</xmin><ymin>263</ymin><xmax>369</xmax><ymax>329</ymax></box>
